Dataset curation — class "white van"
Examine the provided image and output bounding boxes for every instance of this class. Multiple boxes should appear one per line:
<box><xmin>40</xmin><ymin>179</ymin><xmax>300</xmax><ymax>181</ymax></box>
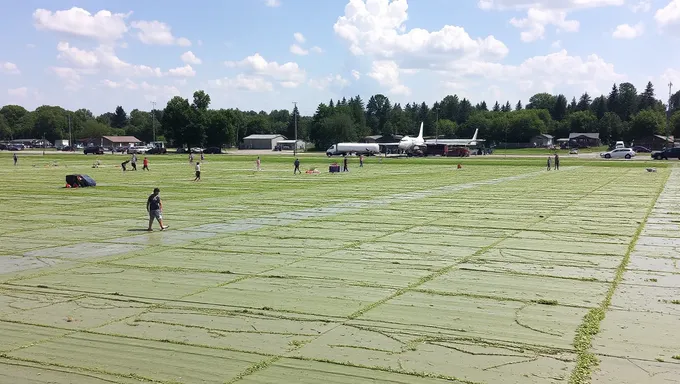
<box><xmin>615</xmin><ymin>141</ymin><xmax>625</xmax><ymax>149</ymax></box>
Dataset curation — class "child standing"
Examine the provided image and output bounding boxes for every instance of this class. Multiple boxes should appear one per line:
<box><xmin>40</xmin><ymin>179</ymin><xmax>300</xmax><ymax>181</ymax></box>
<box><xmin>359</xmin><ymin>154</ymin><xmax>364</xmax><ymax>167</ymax></box>
<box><xmin>256</xmin><ymin>156</ymin><xmax>261</xmax><ymax>171</ymax></box>
<box><xmin>143</xmin><ymin>157</ymin><xmax>149</xmax><ymax>171</ymax></box>
<box><xmin>546</xmin><ymin>156</ymin><xmax>551</xmax><ymax>171</ymax></box>
<box><xmin>13</xmin><ymin>153</ymin><xmax>17</xmax><ymax>166</ymax></box>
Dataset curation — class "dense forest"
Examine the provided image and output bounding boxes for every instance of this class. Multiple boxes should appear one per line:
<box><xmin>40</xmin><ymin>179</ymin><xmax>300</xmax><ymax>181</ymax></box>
<box><xmin>2</xmin><ymin>81</ymin><xmax>680</xmax><ymax>149</ymax></box>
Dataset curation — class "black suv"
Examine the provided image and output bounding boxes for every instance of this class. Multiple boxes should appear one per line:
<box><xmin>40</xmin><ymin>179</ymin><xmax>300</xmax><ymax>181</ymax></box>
<box><xmin>651</xmin><ymin>147</ymin><xmax>680</xmax><ymax>160</ymax></box>
<box><xmin>84</xmin><ymin>146</ymin><xmax>105</xmax><ymax>155</ymax></box>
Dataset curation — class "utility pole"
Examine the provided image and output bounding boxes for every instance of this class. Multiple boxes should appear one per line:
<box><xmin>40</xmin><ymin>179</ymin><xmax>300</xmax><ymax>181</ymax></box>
<box><xmin>293</xmin><ymin>102</ymin><xmax>298</xmax><ymax>157</ymax></box>
<box><xmin>435</xmin><ymin>107</ymin><xmax>439</xmax><ymax>145</ymax></box>
<box><xmin>668</xmin><ymin>82</ymin><xmax>673</xmax><ymax>148</ymax></box>
<box><xmin>151</xmin><ymin>101</ymin><xmax>157</xmax><ymax>143</ymax></box>
<box><xmin>68</xmin><ymin>114</ymin><xmax>72</xmax><ymax>149</ymax></box>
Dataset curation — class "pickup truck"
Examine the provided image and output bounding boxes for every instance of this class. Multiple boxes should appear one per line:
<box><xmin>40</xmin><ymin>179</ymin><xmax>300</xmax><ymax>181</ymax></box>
<box><xmin>127</xmin><ymin>146</ymin><xmax>151</xmax><ymax>154</ymax></box>
<box><xmin>651</xmin><ymin>147</ymin><xmax>680</xmax><ymax>160</ymax></box>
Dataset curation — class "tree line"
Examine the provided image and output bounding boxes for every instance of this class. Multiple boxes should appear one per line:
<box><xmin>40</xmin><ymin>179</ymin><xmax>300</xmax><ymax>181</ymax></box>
<box><xmin>2</xmin><ymin>81</ymin><xmax>680</xmax><ymax>149</ymax></box>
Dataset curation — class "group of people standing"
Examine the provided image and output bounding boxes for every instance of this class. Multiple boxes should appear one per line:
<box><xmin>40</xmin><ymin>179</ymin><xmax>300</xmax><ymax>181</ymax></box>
<box><xmin>121</xmin><ymin>154</ymin><xmax>149</xmax><ymax>172</ymax></box>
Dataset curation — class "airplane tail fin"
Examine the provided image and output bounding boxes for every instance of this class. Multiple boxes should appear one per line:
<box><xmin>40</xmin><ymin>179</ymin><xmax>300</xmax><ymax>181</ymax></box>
<box><xmin>471</xmin><ymin>129</ymin><xmax>478</xmax><ymax>142</ymax></box>
<box><xmin>417</xmin><ymin>122</ymin><xmax>424</xmax><ymax>140</ymax></box>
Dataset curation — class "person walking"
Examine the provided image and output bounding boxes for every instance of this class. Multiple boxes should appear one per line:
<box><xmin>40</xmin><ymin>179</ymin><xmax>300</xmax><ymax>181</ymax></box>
<box><xmin>13</xmin><ymin>153</ymin><xmax>17</xmax><ymax>166</ymax></box>
<box><xmin>200</xmin><ymin>152</ymin><xmax>205</xmax><ymax>161</ymax></box>
<box><xmin>343</xmin><ymin>156</ymin><xmax>349</xmax><ymax>172</ymax></box>
<box><xmin>189</xmin><ymin>153</ymin><xmax>194</xmax><ymax>163</ymax></box>
<box><xmin>554</xmin><ymin>153</ymin><xmax>560</xmax><ymax>170</ymax></box>
<box><xmin>131</xmin><ymin>154</ymin><xmax>137</xmax><ymax>171</ymax></box>
<box><xmin>294</xmin><ymin>158</ymin><xmax>301</xmax><ymax>174</ymax></box>
<box><xmin>142</xmin><ymin>157</ymin><xmax>149</xmax><ymax>171</ymax></box>
<box><xmin>359</xmin><ymin>154</ymin><xmax>364</xmax><ymax>167</ymax></box>
<box><xmin>256</xmin><ymin>156</ymin><xmax>261</xmax><ymax>171</ymax></box>
<box><xmin>546</xmin><ymin>156</ymin><xmax>551</xmax><ymax>171</ymax></box>
<box><xmin>146</xmin><ymin>187</ymin><xmax>168</xmax><ymax>231</ymax></box>
<box><xmin>121</xmin><ymin>159</ymin><xmax>130</xmax><ymax>172</ymax></box>
<box><xmin>194</xmin><ymin>162</ymin><xmax>201</xmax><ymax>181</ymax></box>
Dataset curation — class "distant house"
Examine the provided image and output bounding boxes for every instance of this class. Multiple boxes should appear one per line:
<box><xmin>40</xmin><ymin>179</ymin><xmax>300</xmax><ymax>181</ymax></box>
<box><xmin>635</xmin><ymin>135</ymin><xmax>674</xmax><ymax>151</ymax></box>
<box><xmin>530</xmin><ymin>134</ymin><xmax>554</xmax><ymax>147</ymax></box>
<box><xmin>242</xmin><ymin>134</ymin><xmax>285</xmax><ymax>150</ymax></box>
<box><xmin>569</xmin><ymin>133</ymin><xmax>601</xmax><ymax>148</ymax></box>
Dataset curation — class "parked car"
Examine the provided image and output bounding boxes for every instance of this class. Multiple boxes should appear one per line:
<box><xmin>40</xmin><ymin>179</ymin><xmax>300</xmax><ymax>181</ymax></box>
<box><xmin>8</xmin><ymin>144</ymin><xmax>25</xmax><ymax>151</ymax></box>
<box><xmin>147</xmin><ymin>147</ymin><xmax>167</xmax><ymax>155</ymax></box>
<box><xmin>128</xmin><ymin>146</ymin><xmax>151</xmax><ymax>154</ymax></box>
<box><xmin>631</xmin><ymin>146</ymin><xmax>651</xmax><ymax>153</ymax></box>
<box><xmin>203</xmin><ymin>147</ymin><xmax>223</xmax><ymax>154</ymax></box>
<box><xmin>0</xmin><ymin>143</ymin><xmax>7</xmax><ymax>150</ymax></box>
<box><xmin>84</xmin><ymin>146</ymin><xmax>105</xmax><ymax>155</ymax></box>
<box><xmin>600</xmin><ymin>148</ymin><xmax>635</xmax><ymax>159</ymax></box>
<box><xmin>190</xmin><ymin>147</ymin><xmax>204</xmax><ymax>153</ymax></box>
<box><xmin>651</xmin><ymin>147</ymin><xmax>680</xmax><ymax>160</ymax></box>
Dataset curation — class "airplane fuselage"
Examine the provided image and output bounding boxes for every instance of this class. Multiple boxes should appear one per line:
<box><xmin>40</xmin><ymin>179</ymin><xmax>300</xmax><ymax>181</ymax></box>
<box><xmin>398</xmin><ymin>137</ymin><xmax>425</xmax><ymax>151</ymax></box>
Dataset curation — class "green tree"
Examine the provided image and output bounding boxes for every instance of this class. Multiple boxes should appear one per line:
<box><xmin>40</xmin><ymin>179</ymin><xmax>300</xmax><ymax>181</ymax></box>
<box><xmin>598</xmin><ymin>112</ymin><xmax>623</xmax><ymax>143</ymax></box>
<box><xmin>590</xmin><ymin>96</ymin><xmax>608</xmax><ymax>119</ymax></box>
<box><xmin>553</xmin><ymin>94</ymin><xmax>568</xmax><ymax>121</ymax></box>
<box><xmin>162</xmin><ymin>96</ymin><xmax>193</xmax><ymax>148</ymax></box>
<box><xmin>567</xmin><ymin>111</ymin><xmax>598</xmax><ymax>133</ymax></box>
<box><xmin>80</xmin><ymin>119</ymin><xmax>111</xmax><ymax>139</ymax></box>
<box><xmin>0</xmin><ymin>105</ymin><xmax>28</xmax><ymax>132</ymax></box>
<box><xmin>630</xmin><ymin>109</ymin><xmax>665</xmax><ymax>139</ymax></box>
<box><xmin>527</xmin><ymin>93</ymin><xmax>555</xmax><ymax>112</ymax></box>
<box><xmin>638</xmin><ymin>81</ymin><xmax>656</xmax><ymax>111</ymax></box>
<box><xmin>0</xmin><ymin>114</ymin><xmax>10</xmax><ymax>139</ymax></box>
<box><xmin>576</xmin><ymin>92</ymin><xmax>592</xmax><ymax>111</ymax></box>
<box><xmin>435</xmin><ymin>119</ymin><xmax>457</xmax><ymax>137</ymax></box>
<box><xmin>492</xmin><ymin>101</ymin><xmax>500</xmax><ymax>112</ymax></box>
<box><xmin>111</xmin><ymin>106</ymin><xmax>127</xmax><ymax>128</ymax></box>
<box><xmin>515</xmin><ymin>100</ymin><xmax>522</xmax><ymax>111</ymax></box>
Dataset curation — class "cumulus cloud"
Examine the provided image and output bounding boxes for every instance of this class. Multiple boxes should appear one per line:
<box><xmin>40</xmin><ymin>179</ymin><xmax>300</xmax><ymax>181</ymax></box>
<box><xmin>180</xmin><ymin>51</ymin><xmax>202</xmax><ymax>65</ymax></box>
<box><xmin>612</xmin><ymin>23</ymin><xmax>644</xmax><ymax>39</ymax></box>
<box><xmin>351</xmin><ymin>70</ymin><xmax>361</xmax><ymax>80</ymax></box>
<box><xmin>209</xmin><ymin>75</ymin><xmax>274</xmax><ymax>92</ymax></box>
<box><xmin>290</xmin><ymin>44</ymin><xmax>308</xmax><ymax>55</ymax></box>
<box><xmin>33</xmin><ymin>7</ymin><xmax>130</xmax><ymax>41</ymax></box>
<box><xmin>130</xmin><ymin>20</ymin><xmax>191</xmax><ymax>46</ymax></box>
<box><xmin>631</xmin><ymin>0</ymin><xmax>651</xmax><ymax>12</ymax></box>
<box><xmin>308</xmin><ymin>74</ymin><xmax>350</xmax><ymax>90</ymax></box>
<box><xmin>368</xmin><ymin>60</ymin><xmax>410</xmax><ymax>95</ymax></box>
<box><xmin>479</xmin><ymin>0</ymin><xmax>625</xmax><ymax>41</ymax></box>
<box><xmin>225</xmin><ymin>53</ymin><xmax>306</xmax><ymax>87</ymax></box>
<box><xmin>167</xmin><ymin>64</ymin><xmax>196</xmax><ymax>77</ymax></box>
<box><xmin>655</xmin><ymin>0</ymin><xmax>680</xmax><ymax>29</ymax></box>
<box><xmin>55</xmin><ymin>42</ymin><xmax>163</xmax><ymax>78</ymax></box>
<box><xmin>293</xmin><ymin>32</ymin><xmax>305</xmax><ymax>44</ymax></box>
<box><xmin>1</xmin><ymin>62</ymin><xmax>20</xmax><ymax>75</ymax></box>
<box><xmin>265</xmin><ymin>0</ymin><xmax>281</xmax><ymax>7</ymax></box>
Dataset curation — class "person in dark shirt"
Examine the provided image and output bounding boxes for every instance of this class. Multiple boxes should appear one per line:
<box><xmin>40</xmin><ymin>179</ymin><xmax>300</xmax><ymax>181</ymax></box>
<box><xmin>121</xmin><ymin>160</ymin><xmax>130</xmax><ymax>172</ymax></box>
<box><xmin>146</xmin><ymin>187</ymin><xmax>168</xmax><ymax>231</ymax></box>
<box><xmin>554</xmin><ymin>153</ymin><xmax>560</xmax><ymax>170</ymax></box>
<box><xmin>13</xmin><ymin>153</ymin><xmax>17</xmax><ymax>166</ymax></box>
<box><xmin>294</xmin><ymin>158</ymin><xmax>301</xmax><ymax>174</ymax></box>
<box><xmin>343</xmin><ymin>156</ymin><xmax>349</xmax><ymax>172</ymax></box>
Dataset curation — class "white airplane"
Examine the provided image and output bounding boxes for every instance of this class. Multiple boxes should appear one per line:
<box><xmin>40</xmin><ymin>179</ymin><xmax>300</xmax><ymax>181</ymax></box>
<box><xmin>390</xmin><ymin>122</ymin><xmax>483</xmax><ymax>153</ymax></box>
<box><xmin>397</xmin><ymin>122</ymin><xmax>426</xmax><ymax>152</ymax></box>
<box><xmin>426</xmin><ymin>129</ymin><xmax>482</xmax><ymax>147</ymax></box>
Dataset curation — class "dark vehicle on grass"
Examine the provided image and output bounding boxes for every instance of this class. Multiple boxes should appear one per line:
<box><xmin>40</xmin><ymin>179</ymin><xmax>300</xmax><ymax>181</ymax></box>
<box><xmin>631</xmin><ymin>146</ymin><xmax>651</xmax><ymax>153</ymax></box>
<box><xmin>147</xmin><ymin>147</ymin><xmax>167</xmax><ymax>155</ymax></box>
<box><xmin>651</xmin><ymin>147</ymin><xmax>680</xmax><ymax>160</ymax></box>
<box><xmin>203</xmin><ymin>147</ymin><xmax>223</xmax><ymax>154</ymax></box>
<box><xmin>84</xmin><ymin>146</ymin><xmax>105</xmax><ymax>155</ymax></box>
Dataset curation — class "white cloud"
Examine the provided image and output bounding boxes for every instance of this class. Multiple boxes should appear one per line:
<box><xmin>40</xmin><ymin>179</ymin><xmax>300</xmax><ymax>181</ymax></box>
<box><xmin>294</xmin><ymin>32</ymin><xmax>305</xmax><ymax>44</ymax></box>
<box><xmin>655</xmin><ymin>0</ymin><xmax>680</xmax><ymax>28</ymax></box>
<box><xmin>50</xmin><ymin>67</ymin><xmax>83</xmax><ymax>90</ymax></box>
<box><xmin>265</xmin><ymin>0</ymin><xmax>281</xmax><ymax>7</ymax></box>
<box><xmin>180</xmin><ymin>51</ymin><xmax>202</xmax><ymax>65</ymax></box>
<box><xmin>55</xmin><ymin>42</ymin><xmax>163</xmax><ymax>78</ymax></box>
<box><xmin>660</xmin><ymin>68</ymin><xmax>680</xmax><ymax>89</ymax></box>
<box><xmin>8</xmin><ymin>87</ymin><xmax>28</xmax><ymax>98</ymax></box>
<box><xmin>631</xmin><ymin>0</ymin><xmax>651</xmax><ymax>12</ymax></box>
<box><xmin>612</xmin><ymin>23</ymin><xmax>644</xmax><ymax>39</ymax></box>
<box><xmin>130</xmin><ymin>20</ymin><xmax>191</xmax><ymax>46</ymax></box>
<box><xmin>368</xmin><ymin>60</ymin><xmax>410</xmax><ymax>95</ymax></box>
<box><xmin>311</xmin><ymin>46</ymin><xmax>324</xmax><ymax>53</ymax></box>
<box><xmin>308</xmin><ymin>74</ymin><xmax>350</xmax><ymax>90</ymax></box>
<box><xmin>101</xmin><ymin>78</ymin><xmax>138</xmax><ymax>90</ymax></box>
<box><xmin>551</xmin><ymin>40</ymin><xmax>562</xmax><ymax>50</ymax></box>
<box><xmin>290</xmin><ymin>44</ymin><xmax>309</xmax><ymax>55</ymax></box>
<box><xmin>334</xmin><ymin>0</ymin><xmax>508</xmax><ymax>61</ymax></box>
<box><xmin>33</xmin><ymin>7</ymin><xmax>129</xmax><ymax>41</ymax></box>
<box><xmin>138</xmin><ymin>81</ymin><xmax>181</xmax><ymax>103</ymax></box>
<box><xmin>351</xmin><ymin>69</ymin><xmax>361</xmax><ymax>80</ymax></box>
<box><xmin>1</xmin><ymin>62</ymin><xmax>20</xmax><ymax>75</ymax></box>
<box><xmin>225</xmin><ymin>53</ymin><xmax>306</xmax><ymax>87</ymax></box>
<box><xmin>209</xmin><ymin>75</ymin><xmax>274</xmax><ymax>92</ymax></box>
<box><xmin>167</xmin><ymin>64</ymin><xmax>196</xmax><ymax>77</ymax></box>
<box><xmin>479</xmin><ymin>0</ymin><xmax>625</xmax><ymax>41</ymax></box>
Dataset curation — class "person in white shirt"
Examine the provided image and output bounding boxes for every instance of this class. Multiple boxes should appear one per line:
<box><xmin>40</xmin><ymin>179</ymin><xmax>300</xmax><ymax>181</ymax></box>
<box><xmin>256</xmin><ymin>156</ymin><xmax>261</xmax><ymax>171</ymax></box>
<box><xmin>194</xmin><ymin>162</ymin><xmax>201</xmax><ymax>181</ymax></box>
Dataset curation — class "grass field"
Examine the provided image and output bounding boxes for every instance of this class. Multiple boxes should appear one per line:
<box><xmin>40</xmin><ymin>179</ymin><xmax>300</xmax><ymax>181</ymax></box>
<box><xmin>1</xmin><ymin>152</ymin><xmax>679</xmax><ymax>384</ymax></box>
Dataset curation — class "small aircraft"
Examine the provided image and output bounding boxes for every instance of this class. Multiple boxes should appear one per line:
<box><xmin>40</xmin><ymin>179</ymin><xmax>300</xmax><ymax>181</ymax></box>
<box><xmin>397</xmin><ymin>122</ymin><xmax>426</xmax><ymax>152</ymax></box>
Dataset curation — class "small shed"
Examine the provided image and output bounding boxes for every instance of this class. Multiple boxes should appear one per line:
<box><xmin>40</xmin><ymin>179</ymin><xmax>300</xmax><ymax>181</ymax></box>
<box><xmin>242</xmin><ymin>134</ymin><xmax>285</xmax><ymax>150</ymax></box>
<box><xmin>569</xmin><ymin>133</ymin><xmax>601</xmax><ymax>148</ymax></box>
<box><xmin>530</xmin><ymin>134</ymin><xmax>554</xmax><ymax>147</ymax></box>
<box><xmin>276</xmin><ymin>139</ymin><xmax>305</xmax><ymax>150</ymax></box>
<box><xmin>635</xmin><ymin>135</ymin><xmax>675</xmax><ymax>151</ymax></box>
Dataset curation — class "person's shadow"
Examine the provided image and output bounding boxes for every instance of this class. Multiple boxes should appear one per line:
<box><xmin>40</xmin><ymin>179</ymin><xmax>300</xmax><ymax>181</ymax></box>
<box><xmin>128</xmin><ymin>229</ymin><xmax>151</xmax><ymax>232</ymax></box>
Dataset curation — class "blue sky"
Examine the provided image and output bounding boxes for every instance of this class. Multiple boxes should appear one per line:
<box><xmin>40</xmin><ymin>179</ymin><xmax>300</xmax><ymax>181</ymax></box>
<box><xmin>0</xmin><ymin>0</ymin><xmax>679</xmax><ymax>116</ymax></box>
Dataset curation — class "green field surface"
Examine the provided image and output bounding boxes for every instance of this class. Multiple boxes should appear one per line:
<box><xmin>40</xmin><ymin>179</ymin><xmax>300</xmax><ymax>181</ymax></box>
<box><xmin>0</xmin><ymin>152</ymin><xmax>678</xmax><ymax>384</ymax></box>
